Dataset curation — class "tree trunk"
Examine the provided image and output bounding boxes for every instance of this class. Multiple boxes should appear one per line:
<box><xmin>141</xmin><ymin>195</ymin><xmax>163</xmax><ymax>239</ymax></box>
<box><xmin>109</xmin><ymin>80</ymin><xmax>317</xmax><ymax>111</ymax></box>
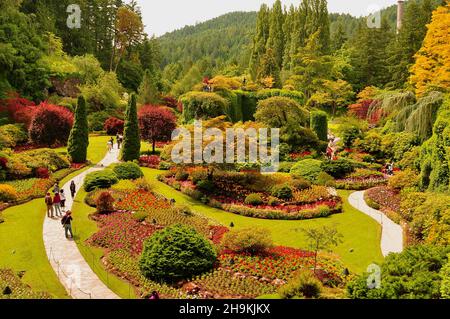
<box><xmin>152</xmin><ymin>139</ymin><xmax>156</xmax><ymax>154</ymax></box>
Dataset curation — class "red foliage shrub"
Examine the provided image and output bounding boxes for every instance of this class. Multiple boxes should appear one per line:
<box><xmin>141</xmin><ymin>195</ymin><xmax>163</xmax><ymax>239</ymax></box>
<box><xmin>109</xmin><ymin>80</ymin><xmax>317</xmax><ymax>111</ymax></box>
<box><xmin>210</xmin><ymin>225</ymin><xmax>229</xmax><ymax>245</ymax></box>
<box><xmin>139</xmin><ymin>155</ymin><xmax>160</xmax><ymax>168</ymax></box>
<box><xmin>0</xmin><ymin>157</ymin><xmax>8</xmax><ymax>169</ymax></box>
<box><xmin>347</xmin><ymin>99</ymin><xmax>374</xmax><ymax>120</ymax></box>
<box><xmin>104</xmin><ymin>117</ymin><xmax>124</xmax><ymax>135</ymax></box>
<box><xmin>161</xmin><ymin>96</ymin><xmax>182</xmax><ymax>111</ymax></box>
<box><xmin>138</xmin><ymin>106</ymin><xmax>177</xmax><ymax>152</ymax></box>
<box><xmin>0</xmin><ymin>95</ymin><xmax>37</xmax><ymax>128</ymax></box>
<box><xmin>35</xmin><ymin>167</ymin><xmax>50</xmax><ymax>179</ymax></box>
<box><xmin>28</xmin><ymin>103</ymin><xmax>74</xmax><ymax>146</ymax></box>
<box><xmin>96</xmin><ymin>191</ymin><xmax>116</xmax><ymax>214</ymax></box>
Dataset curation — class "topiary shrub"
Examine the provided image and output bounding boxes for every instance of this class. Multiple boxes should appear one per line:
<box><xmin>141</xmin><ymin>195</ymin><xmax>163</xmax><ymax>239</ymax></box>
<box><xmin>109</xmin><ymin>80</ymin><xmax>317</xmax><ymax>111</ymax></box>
<box><xmin>121</xmin><ymin>94</ymin><xmax>141</xmax><ymax>162</ymax></box>
<box><xmin>315</xmin><ymin>171</ymin><xmax>336</xmax><ymax>187</ymax></box>
<box><xmin>95</xmin><ymin>191</ymin><xmax>115</xmax><ymax>214</ymax></box>
<box><xmin>221</xmin><ymin>227</ymin><xmax>273</xmax><ymax>255</ymax></box>
<box><xmin>321</xmin><ymin>159</ymin><xmax>355</xmax><ymax>179</ymax></box>
<box><xmin>290</xmin><ymin>159</ymin><xmax>323</xmax><ymax>182</ymax></box>
<box><xmin>310</xmin><ymin>111</ymin><xmax>328</xmax><ymax>141</ymax></box>
<box><xmin>0</xmin><ymin>184</ymin><xmax>18</xmax><ymax>202</ymax></box>
<box><xmin>67</xmin><ymin>96</ymin><xmax>89</xmax><ymax>163</ymax></box>
<box><xmin>139</xmin><ymin>224</ymin><xmax>217</xmax><ymax>282</ymax></box>
<box><xmin>181</xmin><ymin>92</ymin><xmax>230</xmax><ymax>122</ymax></box>
<box><xmin>84</xmin><ymin>170</ymin><xmax>119</xmax><ymax>192</ymax></box>
<box><xmin>112</xmin><ymin>162</ymin><xmax>143</xmax><ymax>180</ymax></box>
<box><xmin>244</xmin><ymin>193</ymin><xmax>264</xmax><ymax>206</ymax></box>
<box><xmin>271</xmin><ymin>184</ymin><xmax>293</xmax><ymax>200</ymax></box>
<box><xmin>278</xmin><ymin>270</ymin><xmax>323</xmax><ymax>299</ymax></box>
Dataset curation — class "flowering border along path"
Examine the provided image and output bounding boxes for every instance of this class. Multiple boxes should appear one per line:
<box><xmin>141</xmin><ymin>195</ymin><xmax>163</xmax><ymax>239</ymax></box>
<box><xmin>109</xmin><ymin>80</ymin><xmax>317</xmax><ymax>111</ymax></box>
<box><xmin>348</xmin><ymin>191</ymin><xmax>403</xmax><ymax>257</ymax></box>
<box><xmin>42</xmin><ymin>146</ymin><xmax>120</xmax><ymax>299</ymax></box>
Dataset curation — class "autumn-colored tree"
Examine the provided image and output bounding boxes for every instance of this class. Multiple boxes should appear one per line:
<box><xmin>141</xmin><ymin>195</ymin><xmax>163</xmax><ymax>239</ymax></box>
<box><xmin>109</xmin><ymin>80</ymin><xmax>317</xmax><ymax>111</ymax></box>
<box><xmin>410</xmin><ymin>4</ymin><xmax>450</xmax><ymax>96</ymax></box>
<box><xmin>110</xmin><ymin>6</ymin><xmax>144</xmax><ymax>72</ymax></box>
<box><xmin>138</xmin><ymin>106</ymin><xmax>177</xmax><ymax>154</ymax></box>
<box><xmin>29</xmin><ymin>103</ymin><xmax>74</xmax><ymax>146</ymax></box>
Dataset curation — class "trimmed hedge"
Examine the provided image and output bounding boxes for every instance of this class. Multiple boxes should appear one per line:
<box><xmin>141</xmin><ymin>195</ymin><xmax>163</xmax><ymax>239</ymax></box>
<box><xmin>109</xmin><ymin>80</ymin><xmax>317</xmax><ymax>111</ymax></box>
<box><xmin>139</xmin><ymin>224</ymin><xmax>217</xmax><ymax>282</ymax></box>
<box><xmin>290</xmin><ymin>159</ymin><xmax>323</xmax><ymax>182</ymax></box>
<box><xmin>112</xmin><ymin>162</ymin><xmax>143</xmax><ymax>180</ymax></box>
<box><xmin>181</xmin><ymin>91</ymin><xmax>230</xmax><ymax>122</ymax></box>
<box><xmin>84</xmin><ymin>170</ymin><xmax>119</xmax><ymax>192</ymax></box>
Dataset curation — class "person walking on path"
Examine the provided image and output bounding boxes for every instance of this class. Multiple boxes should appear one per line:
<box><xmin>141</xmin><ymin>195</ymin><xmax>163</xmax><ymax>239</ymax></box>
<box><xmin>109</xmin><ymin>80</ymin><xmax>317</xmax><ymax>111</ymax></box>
<box><xmin>70</xmin><ymin>181</ymin><xmax>76</xmax><ymax>199</ymax></box>
<box><xmin>53</xmin><ymin>183</ymin><xmax>60</xmax><ymax>194</ymax></box>
<box><xmin>45</xmin><ymin>193</ymin><xmax>54</xmax><ymax>218</ymax></box>
<box><xmin>53</xmin><ymin>192</ymin><xmax>62</xmax><ymax>217</ymax></box>
<box><xmin>60</xmin><ymin>189</ymin><xmax>66</xmax><ymax>212</ymax></box>
<box><xmin>61</xmin><ymin>211</ymin><xmax>73</xmax><ymax>239</ymax></box>
<box><xmin>107</xmin><ymin>139</ymin><xmax>113</xmax><ymax>152</ymax></box>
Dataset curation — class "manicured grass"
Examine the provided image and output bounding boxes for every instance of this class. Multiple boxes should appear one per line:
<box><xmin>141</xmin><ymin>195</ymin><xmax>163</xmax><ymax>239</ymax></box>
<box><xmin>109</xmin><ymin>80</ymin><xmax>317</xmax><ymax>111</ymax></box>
<box><xmin>143</xmin><ymin>168</ymin><xmax>384</xmax><ymax>274</ymax></box>
<box><xmin>70</xmin><ymin>188</ymin><xmax>137</xmax><ymax>299</ymax></box>
<box><xmin>0</xmin><ymin>165</ymin><xmax>89</xmax><ymax>299</ymax></box>
<box><xmin>55</xmin><ymin>135</ymin><xmax>112</xmax><ymax>164</ymax></box>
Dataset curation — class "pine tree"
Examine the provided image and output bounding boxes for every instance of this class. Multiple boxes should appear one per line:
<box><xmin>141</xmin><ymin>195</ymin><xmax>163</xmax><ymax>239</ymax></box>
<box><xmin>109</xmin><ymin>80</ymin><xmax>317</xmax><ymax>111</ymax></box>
<box><xmin>387</xmin><ymin>0</ymin><xmax>436</xmax><ymax>89</ymax></box>
<box><xmin>282</xmin><ymin>5</ymin><xmax>296</xmax><ymax>71</ymax></box>
<box><xmin>266</xmin><ymin>0</ymin><xmax>285</xmax><ymax>70</ymax></box>
<box><xmin>138</xmin><ymin>69</ymin><xmax>160</xmax><ymax>105</ymax></box>
<box><xmin>120</xmin><ymin>94</ymin><xmax>141</xmax><ymax>161</ymax></box>
<box><xmin>331</xmin><ymin>22</ymin><xmax>347</xmax><ymax>51</ymax></box>
<box><xmin>249</xmin><ymin>4</ymin><xmax>270</xmax><ymax>80</ymax></box>
<box><xmin>67</xmin><ymin>96</ymin><xmax>89</xmax><ymax>163</ymax></box>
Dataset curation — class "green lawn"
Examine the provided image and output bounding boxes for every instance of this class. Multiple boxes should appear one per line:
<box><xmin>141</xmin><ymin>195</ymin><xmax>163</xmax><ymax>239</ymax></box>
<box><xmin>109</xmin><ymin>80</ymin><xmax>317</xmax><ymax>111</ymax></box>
<box><xmin>143</xmin><ymin>168</ymin><xmax>384</xmax><ymax>274</ymax></box>
<box><xmin>0</xmin><ymin>135</ymin><xmax>111</xmax><ymax>298</ymax></box>
<box><xmin>70</xmin><ymin>188</ymin><xmax>137</xmax><ymax>299</ymax></box>
<box><xmin>0</xmin><ymin>167</ymin><xmax>90</xmax><ymax>299</ymax></box>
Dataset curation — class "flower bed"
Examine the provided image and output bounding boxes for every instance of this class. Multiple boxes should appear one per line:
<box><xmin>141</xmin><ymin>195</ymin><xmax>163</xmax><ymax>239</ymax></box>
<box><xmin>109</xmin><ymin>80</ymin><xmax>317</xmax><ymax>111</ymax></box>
<box><xmin>0</xmin><ymin>269</ymin><xmax>51</xmax><ymax>299</ymax></box>
<box><xmin>365</xmin><ymin>186</ymin><xmax>401</xmax><ymax>215</ymax></box>
<box><xmin>335</xmin><ymin>177</ymin><xmax>387</xmax><ymax>190</ymax></box>
<box><xmin>89</xmin><ymin>211</ymin><xmax>159</xmax><ymax>256</ymax></box>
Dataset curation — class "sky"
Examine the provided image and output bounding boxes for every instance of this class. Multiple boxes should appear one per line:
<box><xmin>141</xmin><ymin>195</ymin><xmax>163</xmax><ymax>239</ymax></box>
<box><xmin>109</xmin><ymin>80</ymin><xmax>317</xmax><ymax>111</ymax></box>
<box><xmin>135</xmin><ymin>0</ymin><xmax>399</xmax><ymax>37</ymax></box>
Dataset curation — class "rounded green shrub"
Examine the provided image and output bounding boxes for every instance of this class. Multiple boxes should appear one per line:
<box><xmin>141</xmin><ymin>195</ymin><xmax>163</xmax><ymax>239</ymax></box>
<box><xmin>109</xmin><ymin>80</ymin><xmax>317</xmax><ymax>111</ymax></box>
<box><xmin>315</xmin><ymin>171</ymin><xmax>336</xmax><ymax>187</ymax></box>
<box><xmin>196</xmin><ymin>180</ymin><xmax>215</xmax><ymax>192</ymax></box>
<box><xmin>290</xmin><ymin>159</ymin><xmax>323</xmax><ymax>182</ymax></box>
<box><xmin>244</xmin><ymin>193</ymin><xmax>264</xmax><ymax>206</ymax></box>
<box><xmin>139</xmin><ymin>224</ymin><xmax>217</xmax><ymax>282</ymax></box>
<box><xmin>278</xmin><ymin>270</ymin><xmax>323</xmax><ymax>299</ymax></box>
<box><xmin>112</xmin><ymin>162</ymin><xmax>143</xmax><ymax>180</ymax></box>
<box><xmin>84</xmin><ymin>170</ymin><xmax>119</xmax><ymax>192</ymax></box>
<box><xmin>181</xmin><ymin>92</ymin><xmax>229</xmax><ymax>122</ymax></box>
<box><xmin>321</xmin><ymin>159</ymin><xmax>355</xmax><ymax>179</ymax></box>
<box><xmin>271</xmin><ymin>184</ymin><xmax>293</xmax><ymax>200</ymax></box>
<box><xmin>221</xmin><ymin>227</ymin><xmax>273</xmax><ymax>255</ymax></box>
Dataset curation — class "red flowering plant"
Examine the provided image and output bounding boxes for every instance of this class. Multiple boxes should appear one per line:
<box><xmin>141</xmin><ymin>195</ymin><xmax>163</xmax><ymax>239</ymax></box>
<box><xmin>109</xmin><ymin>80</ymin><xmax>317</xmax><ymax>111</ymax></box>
<box><xmin>114</xmin><ymin>189</ymin><xmax>171</xmax><ymax>212</ymax></box>
<box><xmin>139</xmin><ymin>155</ymin><xmax>160</xmax><ymax>168</ymax></box>
<box><xmin>88</xmin><ymin>212</ymin><xmax>157</xmax><ymax>256</ymax></box>
<box><xmin>35</xmin><ymin>167</ymin><xmax>50</xmax><ymax>179</ymax></box>
<box><xmin>104</xmin><ymin>117</ymin><xmax>124</xmax><ymax>135</ymax></box>
<box><xmin>218</xmin><ymin>246</ymin><xmax>345</xmax><ymax>286</ymax></box>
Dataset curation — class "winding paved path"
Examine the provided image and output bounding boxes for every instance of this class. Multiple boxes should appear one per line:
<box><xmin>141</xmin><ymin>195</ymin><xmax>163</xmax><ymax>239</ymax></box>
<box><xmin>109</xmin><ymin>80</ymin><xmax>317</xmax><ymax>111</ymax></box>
<box><xmin>348</xmin><ymin>191</ymin><xmax>403</xmax><ymax>257</ymax></box>
<box><xmin>43</xmin><ymin>146</ymin><xmax>120</xmax><ymax>299</ymax></box>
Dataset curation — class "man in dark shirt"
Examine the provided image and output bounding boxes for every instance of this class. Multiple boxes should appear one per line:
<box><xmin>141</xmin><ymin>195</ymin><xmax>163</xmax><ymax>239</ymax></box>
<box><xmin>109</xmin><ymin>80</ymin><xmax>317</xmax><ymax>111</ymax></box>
<box><xmin>61</xmin><ymin>211</ymin><xmax>73</xmax><ymax>239</ymax></box>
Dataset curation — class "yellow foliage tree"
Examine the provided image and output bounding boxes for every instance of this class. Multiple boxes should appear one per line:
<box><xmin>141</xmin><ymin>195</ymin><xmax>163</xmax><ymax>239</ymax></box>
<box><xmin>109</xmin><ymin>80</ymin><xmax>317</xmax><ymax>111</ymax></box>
<box><xmin>409</xmin><ymin>4</ymin><xmax>450</xmax><ymax>96</ymax></box>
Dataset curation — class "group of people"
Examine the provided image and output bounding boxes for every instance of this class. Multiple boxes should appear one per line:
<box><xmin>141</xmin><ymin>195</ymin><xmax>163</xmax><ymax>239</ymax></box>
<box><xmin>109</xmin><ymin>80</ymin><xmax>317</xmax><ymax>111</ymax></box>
<box><xmin>384</xmin><ymin>162</ymin><xmax>395</xmax><ymax>176</ymax></box>
<box><xmin>107</xmin><ymin>134</ymin><xmax>123</xmax><ymax>152</ymax></box>
<box><xmin>45</xmin><ymin>180</ymin><xmax>77</xmax><ymax>239</ymax></box>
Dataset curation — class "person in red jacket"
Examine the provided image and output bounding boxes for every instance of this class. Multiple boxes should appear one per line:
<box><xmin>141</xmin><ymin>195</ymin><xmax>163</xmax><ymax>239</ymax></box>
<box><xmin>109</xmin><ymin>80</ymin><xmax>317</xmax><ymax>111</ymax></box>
<box><xmin>53</xmin><ymin>192</ymin><xmax>62</xmax><ymax>217</ymax></box>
